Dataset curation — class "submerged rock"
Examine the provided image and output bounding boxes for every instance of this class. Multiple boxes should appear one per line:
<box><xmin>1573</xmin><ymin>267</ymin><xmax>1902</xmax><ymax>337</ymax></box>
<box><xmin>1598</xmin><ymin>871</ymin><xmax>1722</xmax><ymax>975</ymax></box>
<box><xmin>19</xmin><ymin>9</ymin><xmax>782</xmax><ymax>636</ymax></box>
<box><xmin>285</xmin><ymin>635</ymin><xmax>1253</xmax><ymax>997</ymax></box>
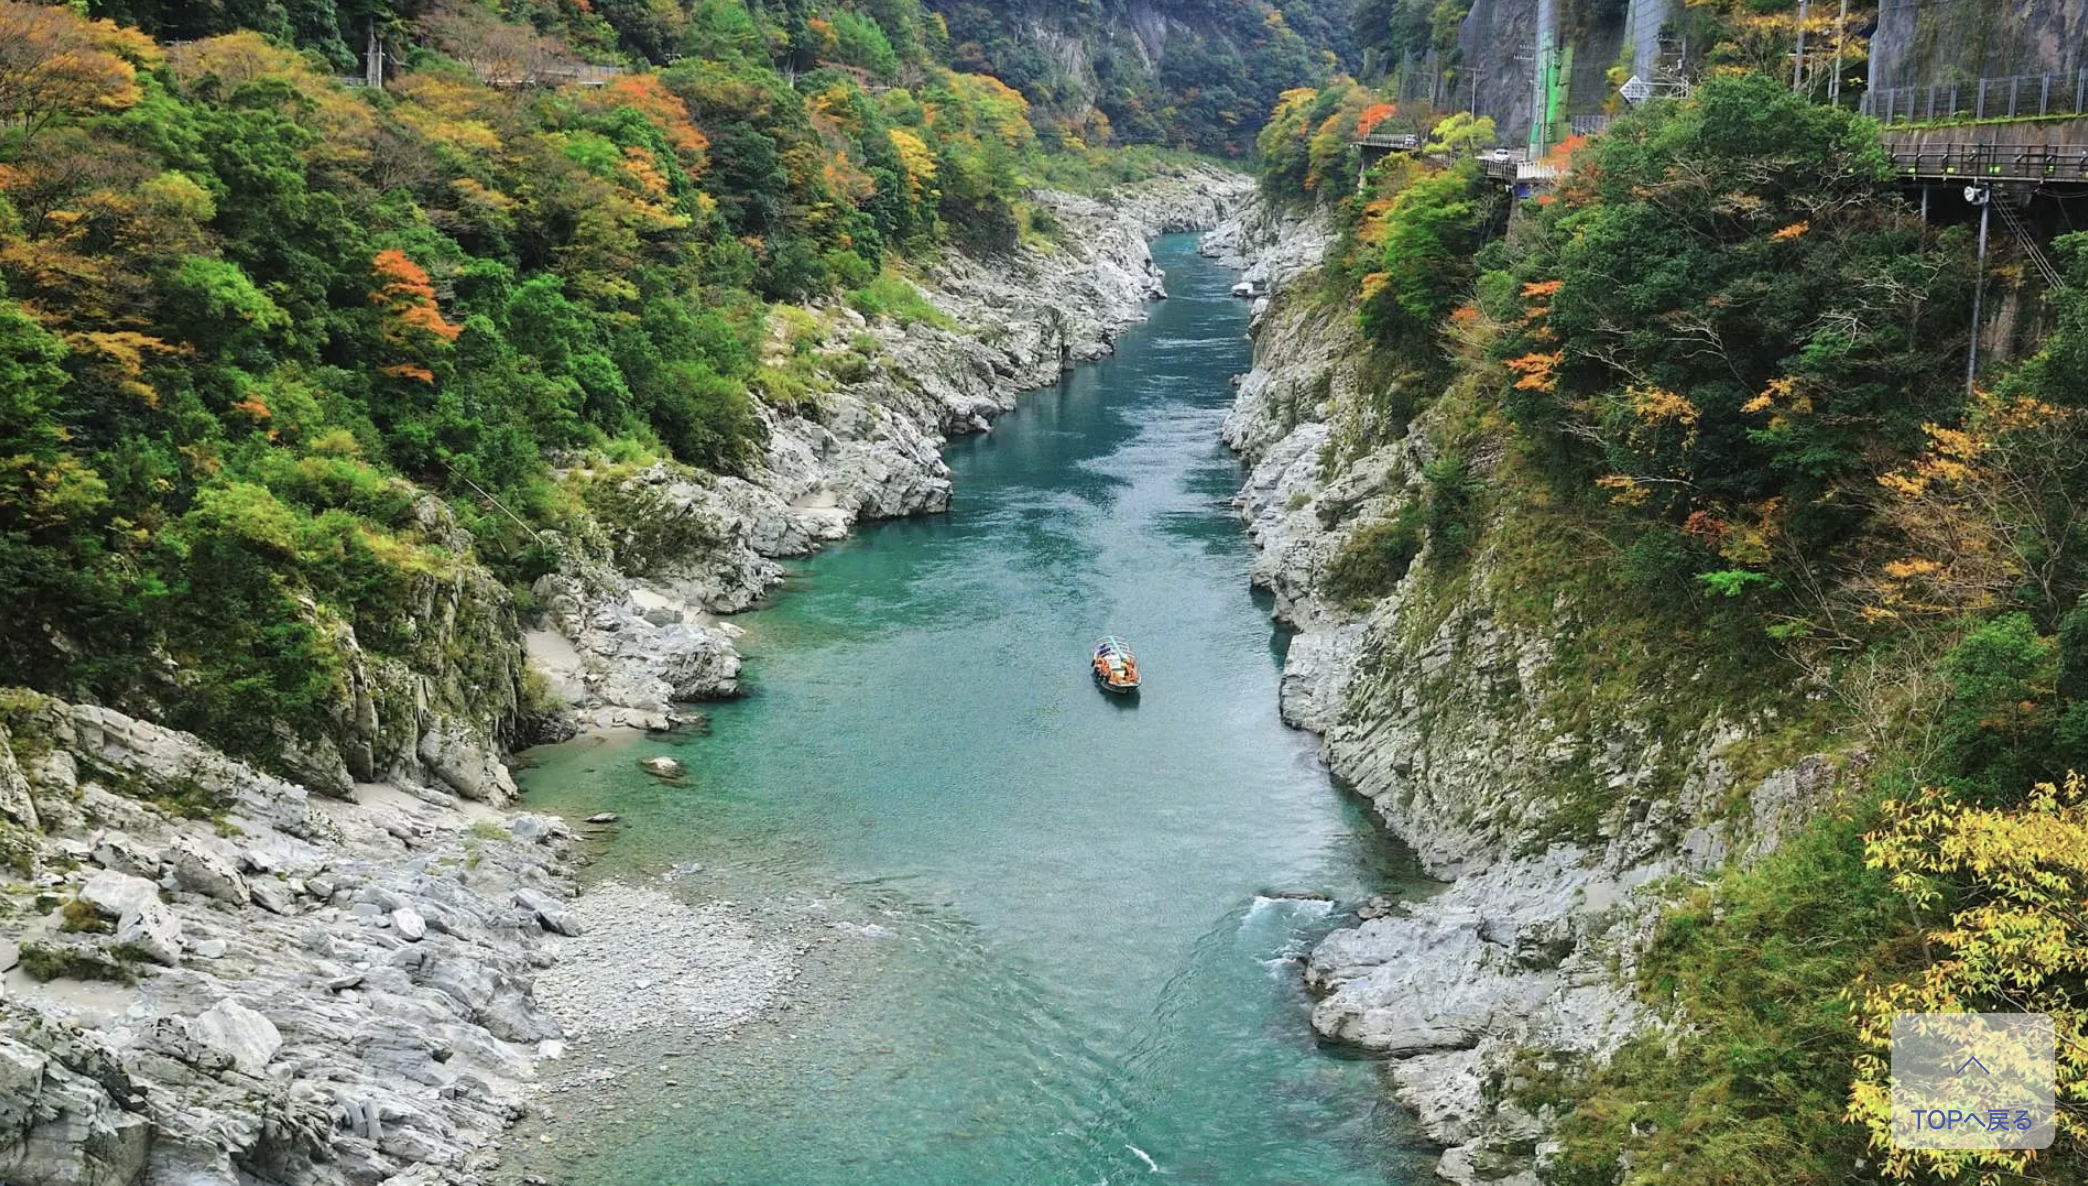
<box><xmin>1356</xmin><ymin>894</ymin><xmax>1397</xmax><ymax>920</ymax></box>
<box><xmin>638</xmin><ymin>756</ymin><xmax>686</xmax><ymax>780</ymax></box>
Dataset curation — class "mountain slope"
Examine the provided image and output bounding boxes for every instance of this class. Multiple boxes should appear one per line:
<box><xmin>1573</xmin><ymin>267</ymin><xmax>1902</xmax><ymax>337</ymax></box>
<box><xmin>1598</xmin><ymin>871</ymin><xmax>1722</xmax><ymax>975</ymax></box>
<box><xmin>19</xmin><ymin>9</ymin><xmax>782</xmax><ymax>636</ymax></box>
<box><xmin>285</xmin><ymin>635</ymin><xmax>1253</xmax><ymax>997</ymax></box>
<box><xmin>928</xmin><ymin>0</ymin><xmax>1353</xmax><ymax>155</ymax></box>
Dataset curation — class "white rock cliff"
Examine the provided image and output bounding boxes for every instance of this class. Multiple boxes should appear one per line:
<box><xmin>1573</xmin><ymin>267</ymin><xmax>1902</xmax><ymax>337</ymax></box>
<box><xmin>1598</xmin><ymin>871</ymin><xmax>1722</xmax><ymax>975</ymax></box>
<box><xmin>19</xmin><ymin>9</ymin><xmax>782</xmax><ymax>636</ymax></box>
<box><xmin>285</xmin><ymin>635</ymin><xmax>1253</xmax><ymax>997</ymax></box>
<box><xmin>1213</xmin><ymin>196</ymin><xmax>1843</xmax><ymax>1185</ymax></box>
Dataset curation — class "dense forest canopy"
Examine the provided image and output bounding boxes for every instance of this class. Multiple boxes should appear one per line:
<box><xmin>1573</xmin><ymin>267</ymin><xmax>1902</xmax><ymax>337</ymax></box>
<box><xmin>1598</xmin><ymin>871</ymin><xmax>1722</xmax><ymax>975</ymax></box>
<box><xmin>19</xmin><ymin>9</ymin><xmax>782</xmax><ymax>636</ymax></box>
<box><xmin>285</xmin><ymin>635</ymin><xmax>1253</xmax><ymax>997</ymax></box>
<box><xmin>0</xmin><ymin>0</ymin><xmax>1211</xmax><ymax>771</ymax></box>
<box><xmin>925</xmin><ymin>0</ymin><xmax>1355</xmax><ymax>156</ymax></box>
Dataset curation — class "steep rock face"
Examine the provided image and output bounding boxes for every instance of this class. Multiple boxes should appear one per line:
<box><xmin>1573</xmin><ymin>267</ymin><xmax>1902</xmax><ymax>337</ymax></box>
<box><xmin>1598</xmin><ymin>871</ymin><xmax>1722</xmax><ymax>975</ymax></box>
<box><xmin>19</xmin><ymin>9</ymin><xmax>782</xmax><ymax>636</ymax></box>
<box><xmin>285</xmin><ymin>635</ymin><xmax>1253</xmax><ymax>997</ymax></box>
<box><xmin>1456</xmin><ymin>0</ymin><xmax>1547</xmax><ymax>145</ymax></box>
<box><xmin>0</xmin><ymin>691</ymin><xmax>643</xmax><ymax>1186</ymax></box>
<box><xmin>1216</xmin><ymin>200</ymin><xmax>1842</xmax><ymax>1184</ymax></box>
<box><xmin>928</xmin><ymin>1</ymin><xmax>1350</xmax><ymax>152</ymax></box>
<box><xmin>267</xmin><ymin>497</ymin><xmax>528</xmax><ymax>807</ymax></box>
<box><xmin>1447</xmin><ymin>0</ymin><xmax>1679</xmax><ymax>146</ymax></box>
<box><xmin>530</xmin><ymin>169</ymin><xmax>1253</xmax><ymax>733</ymax></box>
<box><xmin>1869</xmin><ymin>0</ymin><xmax>2087</xmax><ymax>90</ymax></box>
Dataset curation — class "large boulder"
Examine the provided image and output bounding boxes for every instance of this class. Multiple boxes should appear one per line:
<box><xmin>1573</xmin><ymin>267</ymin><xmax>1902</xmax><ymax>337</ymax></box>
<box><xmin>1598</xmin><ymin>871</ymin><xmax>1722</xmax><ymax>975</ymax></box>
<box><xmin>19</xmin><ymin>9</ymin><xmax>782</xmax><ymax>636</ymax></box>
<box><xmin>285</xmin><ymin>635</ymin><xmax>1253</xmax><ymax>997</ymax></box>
<box><xmin>415</xmin><ymin>721</ymin><xmax>516</xmax><ymax>806</ymax></box>
<box><xmin>1307</xmin><ymin>912</ymin><xmax>1556</xmax><ymax>1056</ymax></box>
<box><xmin>166</xmin><ymin>838</ymin><xmax>249</xmax><ymax>907</ymax></box>
<box><xmin>88</xmin><ymin>834</ymin><xmax>160</xmax><ymax>881</ymax></box>
<box><xmin>513</xmin><ymin>887</ymin><xmax>582</xmax><ymax>938</ymax></box>
<box><xmin>78</xmin><ymin>871</ymin><xmax>159</xmax><ymax>921</ymax></box>
<box><xmin>113</xmin><ymin>901</ymin><xmax>182</xmax><ymax>967</ymax></box>
<box><xmin>185</xmin><ymin>1000</ymin><xmax>280</xmax><ymax>1077</ymax></box>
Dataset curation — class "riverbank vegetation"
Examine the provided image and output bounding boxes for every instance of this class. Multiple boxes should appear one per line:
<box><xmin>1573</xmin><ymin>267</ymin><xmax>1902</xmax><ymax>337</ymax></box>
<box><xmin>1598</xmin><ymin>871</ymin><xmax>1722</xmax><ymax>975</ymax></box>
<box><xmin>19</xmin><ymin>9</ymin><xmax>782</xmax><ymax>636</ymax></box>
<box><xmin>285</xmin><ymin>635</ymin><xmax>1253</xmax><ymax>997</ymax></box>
<box><xmin>0</xmin><ymin>0</ymin><xmax>1216</xmax><ymax>771</ymax></box>
<box><xmin>1254</xmin><ymin>64</ymin><xmax>2087</xmax><ymax>1182</ymax></box>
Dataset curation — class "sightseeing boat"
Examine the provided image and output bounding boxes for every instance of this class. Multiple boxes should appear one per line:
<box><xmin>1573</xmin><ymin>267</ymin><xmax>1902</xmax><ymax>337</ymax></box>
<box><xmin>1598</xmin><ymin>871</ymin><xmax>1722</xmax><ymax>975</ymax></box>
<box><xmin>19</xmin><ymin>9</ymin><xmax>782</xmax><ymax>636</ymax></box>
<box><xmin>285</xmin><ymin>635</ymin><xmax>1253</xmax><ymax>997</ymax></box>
<box><xmin>1091</xmin><ymin>636</ymin><xmax>1141</xmax><ymax>695</ymax></box>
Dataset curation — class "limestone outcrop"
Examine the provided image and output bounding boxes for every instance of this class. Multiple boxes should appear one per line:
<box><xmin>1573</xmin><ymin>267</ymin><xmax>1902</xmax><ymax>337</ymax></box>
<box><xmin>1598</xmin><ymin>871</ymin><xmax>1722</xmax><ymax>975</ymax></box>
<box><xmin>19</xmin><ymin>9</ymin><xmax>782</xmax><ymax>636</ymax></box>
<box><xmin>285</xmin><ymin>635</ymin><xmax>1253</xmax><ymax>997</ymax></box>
<box><xmin>0</xmin><ymin>692</ymin><xmax>604</xmax><ymax>1185</ymax></box>
<box><xmin>1216</xmin><ymin>196</ymin><xmax>1845</xmax><ymax>1185</ymax></box>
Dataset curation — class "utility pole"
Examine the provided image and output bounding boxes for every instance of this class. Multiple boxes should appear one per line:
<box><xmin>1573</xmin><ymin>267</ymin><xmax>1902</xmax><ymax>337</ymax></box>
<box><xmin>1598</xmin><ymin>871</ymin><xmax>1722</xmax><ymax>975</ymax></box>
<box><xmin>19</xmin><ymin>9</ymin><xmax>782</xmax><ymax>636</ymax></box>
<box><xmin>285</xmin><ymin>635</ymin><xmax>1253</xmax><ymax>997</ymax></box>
<box><xmin>1795</xmin><ymin>0</ymin><xmax>1812</xmax><ymax>92</ymax></box>
<box><xmin>1967</xmin><ymin>187</ymin><xmax>1991</xmax><ymax>395</ymax></box>
<box><xmin>1792</xmin><ymin>0</ymin><xmax>1810</xmax><ymax>93</ymax></box>
<box><xmin>1827</xmin><ymin>0</ymin><xmax>1849</xmax><ymax>106</ymax></box>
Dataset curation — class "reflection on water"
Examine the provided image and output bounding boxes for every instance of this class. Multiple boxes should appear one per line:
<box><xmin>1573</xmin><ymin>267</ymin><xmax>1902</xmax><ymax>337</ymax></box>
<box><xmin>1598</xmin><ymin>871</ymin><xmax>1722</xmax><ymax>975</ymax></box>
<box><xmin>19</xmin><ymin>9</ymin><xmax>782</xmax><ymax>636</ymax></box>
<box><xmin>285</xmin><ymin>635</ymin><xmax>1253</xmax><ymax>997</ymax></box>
<box><xmin>518</xmin><ymin>238</ymin><xmax>1435</xmax><ymax>1186</ymax></box>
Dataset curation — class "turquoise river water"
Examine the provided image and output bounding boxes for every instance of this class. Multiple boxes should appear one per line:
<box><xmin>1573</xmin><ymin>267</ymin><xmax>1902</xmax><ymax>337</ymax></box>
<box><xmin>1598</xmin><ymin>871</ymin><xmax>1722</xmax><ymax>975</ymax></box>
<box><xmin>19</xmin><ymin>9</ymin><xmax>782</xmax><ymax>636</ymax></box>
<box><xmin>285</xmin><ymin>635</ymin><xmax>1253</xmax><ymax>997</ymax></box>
<box><xmin>516</xmin><ymin>237</ymin><xmax>1434</xmax><ymax>1186</ymax></box>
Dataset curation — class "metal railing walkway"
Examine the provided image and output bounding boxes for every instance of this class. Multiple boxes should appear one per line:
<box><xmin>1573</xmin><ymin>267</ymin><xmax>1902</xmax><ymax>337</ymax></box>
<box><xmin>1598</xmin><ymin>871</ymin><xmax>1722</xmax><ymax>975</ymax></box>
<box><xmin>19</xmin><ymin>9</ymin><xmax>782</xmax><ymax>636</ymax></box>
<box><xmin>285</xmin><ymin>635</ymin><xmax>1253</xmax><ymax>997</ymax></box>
<box><xmin>1882</xmin><ymin>139</ymin><xmax>2088</xmax><ymax>184</ymax></box>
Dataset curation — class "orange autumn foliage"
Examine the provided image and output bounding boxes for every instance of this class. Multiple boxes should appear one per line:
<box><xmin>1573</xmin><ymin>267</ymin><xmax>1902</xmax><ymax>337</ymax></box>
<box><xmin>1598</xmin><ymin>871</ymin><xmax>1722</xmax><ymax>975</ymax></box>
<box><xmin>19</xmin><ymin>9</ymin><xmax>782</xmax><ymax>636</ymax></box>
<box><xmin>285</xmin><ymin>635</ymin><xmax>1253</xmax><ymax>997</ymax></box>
<box><xmin>0</xmin><ymin>2</ymin><xmax>159</xmax><ymax>146</ymax></box>
<box><xmin>594</xmin><ymin>74</ymin><xmax>710</xmax><ymax>160</ymax></box>
<box><xmin>1357</xmin><ymin>103</ymin><xmax>1398</xmax><ymax>137</ymax></box>
<box><xmin>1506</xmin><ymin>351</ymin><xmax>1563</xmax><ymax>392</ymax></box>
<box><xmin>1540</xmin><ymin>134</ymin><xmax>1586</xmax><ymax>168</ymax></box>
<box><xmin>1859</xmin><ymin>394</ymin><xmax>2082</xmax><ymax>622</ymax></box>
<box><xmin>370</xmin><ymin>250</ymin><xmax>460</xmax><ymax>350</ymax></box>
<box><xmin>1683</xmin><ymin>510</ymin><xmax>1730</xmax><ymax>546</ymax></box>
<box><xmin>65</xmin><ymin>330</ymin><xmax>181</xmax><ymax>403</ymax></box>
<box><xmin>1355</xmin><ymin>195</ymin><xmax>1399</xmax><ymax>247</ymax></box>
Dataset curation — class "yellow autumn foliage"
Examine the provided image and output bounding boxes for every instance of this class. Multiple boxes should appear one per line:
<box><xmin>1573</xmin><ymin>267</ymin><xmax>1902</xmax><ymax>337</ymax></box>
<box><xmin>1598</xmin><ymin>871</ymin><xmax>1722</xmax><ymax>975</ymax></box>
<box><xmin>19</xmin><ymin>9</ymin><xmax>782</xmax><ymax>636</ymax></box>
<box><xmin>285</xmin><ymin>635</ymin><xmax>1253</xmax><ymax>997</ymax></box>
<box><xmin>1846</xmin><ymin>773</ymin><xmax>2088</xmax><ymax>1183</ymax></box>
<box><xmin>887</xmin><ymin>127</ymin><xmax>938</xmax><ymax>196</ymax></box>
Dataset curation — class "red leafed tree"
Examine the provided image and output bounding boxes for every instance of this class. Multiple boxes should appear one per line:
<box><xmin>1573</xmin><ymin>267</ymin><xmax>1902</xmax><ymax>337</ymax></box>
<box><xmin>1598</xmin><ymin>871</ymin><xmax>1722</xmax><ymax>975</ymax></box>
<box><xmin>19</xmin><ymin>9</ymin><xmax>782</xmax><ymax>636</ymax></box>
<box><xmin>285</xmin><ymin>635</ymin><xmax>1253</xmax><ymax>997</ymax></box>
<box><xmin>370</xmin><ymin>249</ymin><xmax>458</xmax><ymax>383</ymax></box>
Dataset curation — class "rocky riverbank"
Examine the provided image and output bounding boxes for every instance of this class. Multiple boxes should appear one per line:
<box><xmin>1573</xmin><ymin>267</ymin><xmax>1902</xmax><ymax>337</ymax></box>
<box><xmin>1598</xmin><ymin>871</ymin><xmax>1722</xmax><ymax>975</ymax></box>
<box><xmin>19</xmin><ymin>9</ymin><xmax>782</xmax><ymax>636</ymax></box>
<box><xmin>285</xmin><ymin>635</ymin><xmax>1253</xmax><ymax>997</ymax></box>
<box><xmin>0</xmin><ymin>694</ymin><xmax>603</xmax><ymax>1185</ymax></box>
<box><xmin>526</xmin><ymin>167</ymin><xmax>1255</xmax><ymax>734</ymax></box>
<box><xmin>1212</xmin><ymin>198</ymin><xmax>1841</xmax><ymax>1185</ymax></box>
<box><xmin>0</xmin><ymin>168</ymin><xmax>1252</xmax><ymax>1186</ymax></box>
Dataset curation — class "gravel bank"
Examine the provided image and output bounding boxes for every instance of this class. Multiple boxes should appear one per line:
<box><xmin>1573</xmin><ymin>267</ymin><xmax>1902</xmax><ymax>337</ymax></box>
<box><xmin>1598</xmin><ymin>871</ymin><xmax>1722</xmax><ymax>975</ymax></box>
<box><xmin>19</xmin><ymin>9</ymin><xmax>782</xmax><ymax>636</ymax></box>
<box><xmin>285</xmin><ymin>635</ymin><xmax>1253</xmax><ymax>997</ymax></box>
<box><xmin>533</xmin><ymin>882</ymin><xmax>797</xmax><ymax>1041</ymax></box>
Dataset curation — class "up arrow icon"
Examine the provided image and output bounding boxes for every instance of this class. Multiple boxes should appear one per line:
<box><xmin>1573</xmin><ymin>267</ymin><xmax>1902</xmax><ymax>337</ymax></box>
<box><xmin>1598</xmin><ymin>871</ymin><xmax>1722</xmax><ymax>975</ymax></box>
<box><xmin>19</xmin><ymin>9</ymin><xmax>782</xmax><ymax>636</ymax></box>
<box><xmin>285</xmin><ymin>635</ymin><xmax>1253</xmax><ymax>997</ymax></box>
<box><xmin>1957</xmin><ymin>1056</ymin><xmax>1991</xmax><ymax>1075</ymax></box>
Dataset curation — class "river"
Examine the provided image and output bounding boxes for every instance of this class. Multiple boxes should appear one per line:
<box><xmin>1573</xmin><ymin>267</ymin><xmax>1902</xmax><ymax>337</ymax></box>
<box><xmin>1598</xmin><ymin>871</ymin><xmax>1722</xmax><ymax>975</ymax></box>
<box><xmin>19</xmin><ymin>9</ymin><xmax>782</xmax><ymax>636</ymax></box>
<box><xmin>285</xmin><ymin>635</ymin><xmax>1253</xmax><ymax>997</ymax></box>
<box><xmin>516</xmin><ymin>236</ymin><xmax>1434</xmax><ymax>1186</ymax></box>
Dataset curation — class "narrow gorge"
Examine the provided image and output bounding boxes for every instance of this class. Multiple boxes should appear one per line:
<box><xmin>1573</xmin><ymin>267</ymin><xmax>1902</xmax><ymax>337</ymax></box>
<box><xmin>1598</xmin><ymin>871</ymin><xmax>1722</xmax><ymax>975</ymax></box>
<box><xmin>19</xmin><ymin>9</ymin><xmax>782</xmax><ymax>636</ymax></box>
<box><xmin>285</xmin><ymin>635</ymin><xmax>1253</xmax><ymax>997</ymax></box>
<box><xmin>0</xmin><ymin>164</ymin><xmax>1329</xmax><ymax>1184</ymax></box>
<box><xmin>6</xmin><ymin>1</ymin><xmax>2088</xmax><ymax>1185</ymax></box>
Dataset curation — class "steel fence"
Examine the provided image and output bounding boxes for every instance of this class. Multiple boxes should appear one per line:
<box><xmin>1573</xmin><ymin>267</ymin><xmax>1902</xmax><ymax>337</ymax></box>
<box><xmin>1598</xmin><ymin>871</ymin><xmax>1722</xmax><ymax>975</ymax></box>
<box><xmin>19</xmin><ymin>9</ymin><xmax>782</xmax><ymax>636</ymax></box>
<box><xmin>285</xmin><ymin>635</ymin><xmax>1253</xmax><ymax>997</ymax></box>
<box><xmin>1863</xmin><ymin>71</ymin><xmax>2088</xmax><ymax>125</ymax></box>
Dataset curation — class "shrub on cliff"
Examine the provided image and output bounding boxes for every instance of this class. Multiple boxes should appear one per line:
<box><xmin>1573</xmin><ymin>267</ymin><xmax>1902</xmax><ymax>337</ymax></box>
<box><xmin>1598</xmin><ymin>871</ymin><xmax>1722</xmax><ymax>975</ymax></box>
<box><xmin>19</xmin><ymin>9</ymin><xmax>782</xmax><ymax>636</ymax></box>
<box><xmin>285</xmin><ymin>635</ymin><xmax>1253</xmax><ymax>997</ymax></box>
<box><xmin>1323</xmin><ymin>504</ymin><xmax>1426</xmax><ymax>607</ymax></box>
